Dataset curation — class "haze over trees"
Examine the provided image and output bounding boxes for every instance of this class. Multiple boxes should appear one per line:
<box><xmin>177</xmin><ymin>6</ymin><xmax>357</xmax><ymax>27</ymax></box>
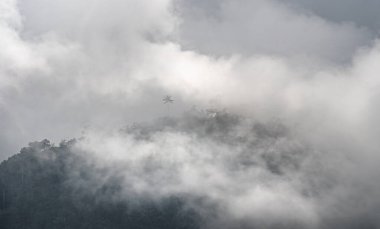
<box><xmin>1</xmin><ymin>111</ymin><xmax>379</xmax><ymax>229</ymax></box>
<box><xmin>0</xmin><ymin>138</ymin><xmax>199</xmax><ymax>229</ymax></box>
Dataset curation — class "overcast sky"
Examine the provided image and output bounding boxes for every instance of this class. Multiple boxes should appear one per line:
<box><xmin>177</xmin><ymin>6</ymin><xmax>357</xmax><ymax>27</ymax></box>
<box><xmin>0</xmin><ymin>0</ymin><xmax>379</xmax><ymax>160</ymax></box>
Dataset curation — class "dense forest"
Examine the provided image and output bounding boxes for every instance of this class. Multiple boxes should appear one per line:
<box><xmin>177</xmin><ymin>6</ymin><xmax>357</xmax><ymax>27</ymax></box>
<box><xmin>1</xmin><ymin>111</ymin><xmax>376</xmax><ymax>229</ymax></box>
<box><xmin>0</xmin><ymin>139</ymin><xmax>200</xmax><ymax>229</ymax></box>
<box><xmin>0</xmin><ymin>111</ymin><xmax>291</xmax><ymax>229</ymax></box>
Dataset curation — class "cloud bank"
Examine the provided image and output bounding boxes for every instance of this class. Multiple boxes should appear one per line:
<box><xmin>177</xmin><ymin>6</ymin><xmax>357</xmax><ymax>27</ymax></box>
<box><xmin>61</xmin><ymin>111</ymin><xmax>379</xmax><ymax>228</ymax></box>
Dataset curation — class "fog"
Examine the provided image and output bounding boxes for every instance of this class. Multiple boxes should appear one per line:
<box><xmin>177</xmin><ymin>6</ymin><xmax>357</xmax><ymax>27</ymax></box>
<box><xmin>1</xmin><ymin>0</ymin><xmax>380</xmax><ymax>228</ymax></box>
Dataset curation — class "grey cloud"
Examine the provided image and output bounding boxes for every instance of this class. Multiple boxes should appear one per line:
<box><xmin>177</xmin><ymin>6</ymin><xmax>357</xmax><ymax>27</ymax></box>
<box><xmin>176</xmin><ymin>0</ymin><xmax>373</xmax><ymax>63</ymax></box>
<box><xmin>283</xmin><ymin>0</ymin><xmax>380</xmax><ymax>31</ymax></box>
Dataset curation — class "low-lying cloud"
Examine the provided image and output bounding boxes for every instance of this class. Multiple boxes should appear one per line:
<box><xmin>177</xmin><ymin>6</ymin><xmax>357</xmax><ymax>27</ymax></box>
<box><xmin>61</xmin><ymin>111</ymin><xmax>380</xmax><ymax>228</ymax></box>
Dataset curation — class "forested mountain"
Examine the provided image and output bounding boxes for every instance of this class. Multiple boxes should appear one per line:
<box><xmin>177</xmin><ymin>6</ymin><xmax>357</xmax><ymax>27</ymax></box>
<box><xmin>0</xmin><ymin>139</ymin><xmax>200</xmax><ymax>229</ymax></box>
<box><xmin>0</xmin><ymin>111</ymin><xmax>292</xmax><ymax>229</ymax></box>
<box><xmin>1</xmin><ymin>111</ymin><xmax>377</xmax><ymax>229</ymax></box>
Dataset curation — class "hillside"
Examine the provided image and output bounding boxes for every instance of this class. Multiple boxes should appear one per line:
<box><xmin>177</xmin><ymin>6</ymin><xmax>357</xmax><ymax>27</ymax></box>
<box><xmin>0</xmin><ymin>139</ymin><xmax>200</xmax><ymax>229</ymax></box>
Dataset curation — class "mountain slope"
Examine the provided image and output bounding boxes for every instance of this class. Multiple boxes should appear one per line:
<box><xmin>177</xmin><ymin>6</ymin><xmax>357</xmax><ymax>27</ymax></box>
<box><xmin>0</xmin><ymin>139</ymin><xmax>200</xmax><ymax>229</ymax></box>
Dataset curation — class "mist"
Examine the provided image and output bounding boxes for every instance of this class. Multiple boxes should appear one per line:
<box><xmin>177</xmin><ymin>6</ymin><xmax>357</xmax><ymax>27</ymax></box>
<box><xmin>1</xmin><ymin>0</ymin><xmax>380</xmax><ymax>228</ymax></box>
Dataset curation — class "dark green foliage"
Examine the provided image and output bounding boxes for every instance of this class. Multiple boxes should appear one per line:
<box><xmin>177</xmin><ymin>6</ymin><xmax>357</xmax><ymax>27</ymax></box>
<box><xmin>0</xmin><ymin>140</ymin><xmax>200</xmax><ymax>229</ymax></box>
